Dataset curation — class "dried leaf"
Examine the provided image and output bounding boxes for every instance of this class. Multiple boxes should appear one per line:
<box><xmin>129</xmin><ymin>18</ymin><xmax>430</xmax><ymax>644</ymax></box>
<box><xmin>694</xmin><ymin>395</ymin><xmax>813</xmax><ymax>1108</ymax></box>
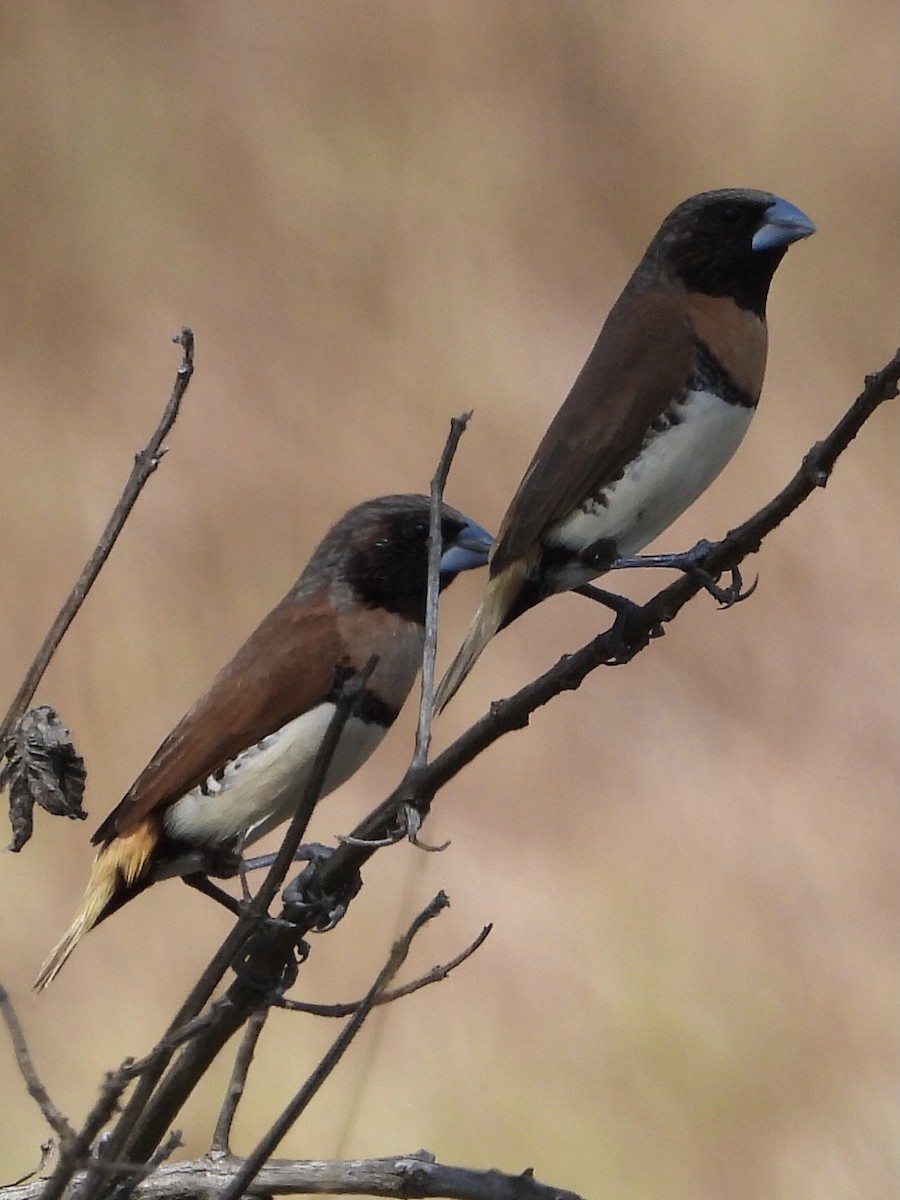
<box><xmin>1</xmin><ymin>706</ymin><xmax>86</xmax><ymax>852</ymax></box>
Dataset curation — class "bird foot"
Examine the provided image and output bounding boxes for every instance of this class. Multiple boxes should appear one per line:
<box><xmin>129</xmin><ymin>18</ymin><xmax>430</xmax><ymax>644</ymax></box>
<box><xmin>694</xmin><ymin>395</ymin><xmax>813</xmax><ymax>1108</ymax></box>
<box><xmin>400</xmin><ymin>803</ymin><xmax>449</xmax><ymax>852</ymax></box>
<box><xmin>337</xmin><ymin>829</ymin><xmax>399</xmax><ymax>848</ymax></box>
<box><xmin>281</xmin><ymin>847</ymin><xmax>363</xmax><ymax>933</ymax></box>
<box><xmin>691</xmin><ymin>563</ymin><xmax>757</xmax><ymax>607</ymax></box>
<box><xmin>231</xmin><ymin>915</ymin><xmax>301</xmax><ymax>997</ymax></box>
<box><xmin>612</xmin><ymin>540</ymin><xmax>757</xmax><ymax>608</ymax></box>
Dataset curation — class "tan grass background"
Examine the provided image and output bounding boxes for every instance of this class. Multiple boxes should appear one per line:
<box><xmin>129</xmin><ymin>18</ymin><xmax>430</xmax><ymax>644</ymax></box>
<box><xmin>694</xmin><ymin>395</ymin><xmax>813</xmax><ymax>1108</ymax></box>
<box><xmin>0</xmin><ymin>4</ymin><xmax>896</xmax><ymax>1198</ymax></box>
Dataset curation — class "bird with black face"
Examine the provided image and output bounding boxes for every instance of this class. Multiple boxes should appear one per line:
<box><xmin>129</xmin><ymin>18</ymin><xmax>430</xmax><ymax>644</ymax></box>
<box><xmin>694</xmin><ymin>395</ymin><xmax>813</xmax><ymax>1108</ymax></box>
<box><xmin>435</xmin><ymin>188</ymin><xmax>815</xmax><ymax>710</ymax></box>
<box><xmin>35</xmin><ymin>494</ymin><xmax>491</xmax><ymax>988</ymax></box>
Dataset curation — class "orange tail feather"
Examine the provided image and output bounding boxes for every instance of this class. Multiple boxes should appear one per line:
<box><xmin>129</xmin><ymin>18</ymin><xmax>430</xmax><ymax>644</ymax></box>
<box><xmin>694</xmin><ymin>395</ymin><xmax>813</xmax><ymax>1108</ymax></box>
<box><xmin>34</xmin><ymin>822</ymin><xmax>157</xmax><ymax>990</ymax></box>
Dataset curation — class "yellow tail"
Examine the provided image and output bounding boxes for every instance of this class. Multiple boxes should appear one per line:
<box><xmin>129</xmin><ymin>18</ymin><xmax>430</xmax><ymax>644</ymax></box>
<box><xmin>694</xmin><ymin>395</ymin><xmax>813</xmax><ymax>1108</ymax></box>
<box><xmin>34</xmin><ymin>823</ymin><xmax>157</xmax><ymax>990</ymax></box>
<box><xmin>434</xmin><ymin>561</ymin><xmax>528</xmax><ymax>713</ymax></box>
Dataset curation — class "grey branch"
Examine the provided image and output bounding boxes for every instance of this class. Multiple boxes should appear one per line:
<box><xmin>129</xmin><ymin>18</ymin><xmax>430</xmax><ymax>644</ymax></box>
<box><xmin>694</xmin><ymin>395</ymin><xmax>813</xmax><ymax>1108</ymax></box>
<box><xmin>3</xmin><ymin>352</ymin><xmax>894</xmax><ymax>1200</ymax></box>
<box><xmin>216</xmin><ymin>893</ymin><xmax>451</xmax><ymax>1200</ymax></box>
<box><xmin>0</xmin><ymin>1151</ymin><xmax>587</xmax><ymax>1200</ymax></box>
<box><xmin>413</xmin><ymin>411</ymin><xmax>472</xmax><ymax>771</ymax></box>
<box><xmin>277</xmin><ymin>922</ymin><xmax>492</xmax><ymax>1016</ymax></box>
<box><xmin>0</xmin><ymin>984</ymin><xmax>75</xmax><ymax>1145</ymax></box>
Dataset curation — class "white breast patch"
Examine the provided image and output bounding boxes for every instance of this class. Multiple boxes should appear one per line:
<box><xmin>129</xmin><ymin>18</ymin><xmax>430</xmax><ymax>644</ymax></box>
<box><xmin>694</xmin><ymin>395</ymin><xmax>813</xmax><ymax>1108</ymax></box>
<box><xmin>548</xmin><ymin>389</ymin><xmax>753</xmax><ymax>590</ymax></box>
<box><xmin>163</xmin><ymin>705</ymin><xmax>386</xmax><ymax>848</ymax></box>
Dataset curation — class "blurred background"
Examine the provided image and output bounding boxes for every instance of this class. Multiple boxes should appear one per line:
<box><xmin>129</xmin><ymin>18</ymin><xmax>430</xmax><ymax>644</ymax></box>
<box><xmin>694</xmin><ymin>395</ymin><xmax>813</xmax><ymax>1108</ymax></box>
<box><xmin>0</xmin><ymin>3</ymin><xmax>896</xmax><ymax>1198</ymax></box>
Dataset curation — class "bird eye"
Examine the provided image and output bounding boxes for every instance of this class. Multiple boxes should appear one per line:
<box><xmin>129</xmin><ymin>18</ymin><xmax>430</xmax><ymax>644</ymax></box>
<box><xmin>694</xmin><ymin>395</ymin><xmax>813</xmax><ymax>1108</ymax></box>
<box><xmin>716</xmin><ymin>204</ymin><xmax>745</xmax><ymax>227</ymax></box>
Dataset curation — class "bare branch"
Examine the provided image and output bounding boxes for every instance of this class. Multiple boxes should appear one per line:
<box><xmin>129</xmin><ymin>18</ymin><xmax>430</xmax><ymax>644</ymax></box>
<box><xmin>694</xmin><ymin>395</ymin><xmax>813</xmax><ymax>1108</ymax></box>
<box><xmin>0</xmin><ymin>328</ymin><xmax>195</xmax><ymax>749</ymax></box>
<box><xmin>1</xmin><ymin>1150</ymin><xmax>587</xmax><ymax>1200</ymax></box>
<box><xmin>217</xmin><ymin>892</ymin><xmax>451</xmax><ymax>1200</ymax></box>
<box><xmin>7</xmin><ymin>1140</ymin><xmax>53</xmax><ymax>1188</ymax></box>
<box><xmin>4</xmin><ymin>354</ymin><xmax>891</xmax><ymax>1200</ymax></box>
<box><xmin>210</xmin><ymin>1010</ymin><xmax>268</xmax><ymax>1155</ymax></box>
<box><xmin>0</xmin><ymin>982</ymin><xmax>74</xmax><ymax>1144</ymax></box>
<box><xmin>41</xmin><ymin>1069</ymin><xmax>131</xmax><ymax>1200</ymax></box>
<box><xmin>278</xmin><ymin>923</ymin><xmax>492</xmax><ymax>1016</ymax></box>
<box><xmin>414</xmin><ymin>412</ymin><xmax>472</xmax><ymax>771</ymax></box>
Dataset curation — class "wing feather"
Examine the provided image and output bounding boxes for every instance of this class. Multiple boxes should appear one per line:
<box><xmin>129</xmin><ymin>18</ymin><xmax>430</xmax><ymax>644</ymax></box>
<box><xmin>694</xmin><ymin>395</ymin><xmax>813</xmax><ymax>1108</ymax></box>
<box><xmin>491</xmin><ymin>289</ymin><xmax>695</xmax><ymax>573</ymax></box>
<box><xmin>94</xmin><ymin>595</ymin><xmax>344</xmax><ymax>842</ymax></box>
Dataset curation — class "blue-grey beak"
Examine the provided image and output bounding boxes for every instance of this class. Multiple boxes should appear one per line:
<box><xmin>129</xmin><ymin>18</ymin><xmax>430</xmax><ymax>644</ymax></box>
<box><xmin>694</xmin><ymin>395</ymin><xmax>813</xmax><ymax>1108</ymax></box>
<box><xmin>439</xmin><ymin>516</ymin><xmax>493</xmax><ymax>576</ymax></box>
<box><xmin>752</xmin><ymin>196</ymin><xmax>816</xmax><ymax>252</ymax></box>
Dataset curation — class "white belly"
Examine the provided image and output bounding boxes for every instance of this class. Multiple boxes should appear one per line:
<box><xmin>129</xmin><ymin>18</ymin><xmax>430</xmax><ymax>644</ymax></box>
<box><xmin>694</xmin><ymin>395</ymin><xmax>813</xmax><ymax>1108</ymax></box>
<box><xmin>164</xmin><ymin>705</ymin><xmax>386</xmax><ymax>847</ymax></box>
<box><xmin>549</xmin><ymin>389</ymin><xmax>752</xmax><ymax>589</ymax></box>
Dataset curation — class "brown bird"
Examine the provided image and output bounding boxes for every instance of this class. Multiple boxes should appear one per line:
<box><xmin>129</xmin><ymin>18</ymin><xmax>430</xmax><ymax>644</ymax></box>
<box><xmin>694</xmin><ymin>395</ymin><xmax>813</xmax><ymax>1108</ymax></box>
<box><xmin>35</xmin><ymin>494</ymin><xmax>491</xmax><ymax>988</ymax></box>
<box><xmin>435</xmin><ymin>188</ymin><xmax>815</xmax><ymax>710</ymax></box>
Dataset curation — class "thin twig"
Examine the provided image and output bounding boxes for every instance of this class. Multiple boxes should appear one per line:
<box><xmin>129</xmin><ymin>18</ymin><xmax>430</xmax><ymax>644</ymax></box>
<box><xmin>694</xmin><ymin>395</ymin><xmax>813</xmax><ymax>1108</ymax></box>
<box><xmin>210</xmin><ymin>1009</ymin><xmax>268</xmax><ymax>1154</ymax></box>
<box><xmin>413</xmin><ymin>412</ymin><xmax>472</xmax><ymax>772</ymax></box>
<box><xmin>119</xmin><ymin>1005</ymin><xmax>228</xmax><ymax>1081</ymax></box>
<box><xmin>0</xmin><ymin>329</ymin><xmax>195</xmax><ymax>747</ymax></box>
<box><xmin>277</xmin><ymin>923</ymin><xmax>492</xmax><ymax>1016</ymax></box>
<box><xmin>0</xmin><ymin>982</ymin><xmax>75</xmax><ymax>1144</ymax></box>
<box><xmin>7</xmin><ymin>1139</ymin><xmax>53</xmax><ymax>1188</ymax></box>
<box><xmin>92</xmin><ymin>931</ymin><xmax>255</xmax><ymax>1167</ymax></box>
<box><xmin>216</xmin><ymin>892</ymin><xmax>451</xmax><ymax>1200</ymax></box>
<box><xmin>40</xmin><ymin>1069</ymin><xmax>131</xmax><ymax>1200</ymax></box>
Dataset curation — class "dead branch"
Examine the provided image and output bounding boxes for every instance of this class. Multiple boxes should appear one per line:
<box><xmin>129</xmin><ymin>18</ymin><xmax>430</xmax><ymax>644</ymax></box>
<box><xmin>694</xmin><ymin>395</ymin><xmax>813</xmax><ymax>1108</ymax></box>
<box><xmin>278</xmin><ymin>922</ymin><xmax>492</xmax><ymax>1016</ymax></box>
<box><xmin>0</xmin><ymin>985</ymin><xmax>74</xmax><ymax>1145</ymax></box>
<box><xmin>1</xmin><ymin>350</ymin><xmax>894</xmax><ymax>1200</ymax></box>
<box><xmin>210</xmin><ymin>1010</ymin><xmax>268</xmax><ymax>1155</ymax></box>
<box><xmin>217</xmin><ymin>892</ymin><xmax>451</xmax><ymax>1200</ymax></box>
<box><xmin>414</xmin><ymin>411</ymin><xmax>473</xmax><ymax>770</ymax></box>
<box><xmin>0</xmin><ymin>328</ymin><xmax>195</xmax><ymax>750</ymax></box>
<box><xmin>2</xmin><ymin>1151</ymin><xmax>587</xmax><ymax>1200</ymax></box>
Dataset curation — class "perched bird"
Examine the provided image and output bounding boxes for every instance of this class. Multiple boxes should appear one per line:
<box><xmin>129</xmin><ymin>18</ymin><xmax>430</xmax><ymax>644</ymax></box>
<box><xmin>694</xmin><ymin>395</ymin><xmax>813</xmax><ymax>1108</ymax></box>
<box><xmin>435</xmin><ymin>188</ymin><xmax>815</xmax><ymax>709</ymax></box>
<box><xmin>35</xmin><ymin>494</ymin><xmax>491</xmax><ymax>988</ymax></box>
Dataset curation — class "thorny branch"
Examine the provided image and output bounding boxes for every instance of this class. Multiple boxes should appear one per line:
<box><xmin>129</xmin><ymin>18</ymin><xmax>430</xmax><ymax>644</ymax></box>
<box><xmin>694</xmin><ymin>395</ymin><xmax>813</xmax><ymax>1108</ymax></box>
<box><xmin>0</xmin><ymin>348</ymin><xmax>895</xmax><ymax>1200</ymax></box>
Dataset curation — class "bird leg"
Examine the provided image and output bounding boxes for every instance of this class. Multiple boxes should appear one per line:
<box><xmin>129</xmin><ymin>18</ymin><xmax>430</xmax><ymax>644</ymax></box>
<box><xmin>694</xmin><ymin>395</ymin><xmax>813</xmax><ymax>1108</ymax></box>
<box><xmin>181</xmin><ymin>841</ymin><xmax>346</xmax><ymax>922</ymax></box>
<box><xmin>573</xmin><ymin>583</ymin><xmax>643</xmax><ymax>617</ymax></box>
<box><xmin>611</xmin><ymin>539</ymin><xmax>757</xmax><ymax>607</ymax></box>
<box><xmin>182</xmin><ymin>872</ymin><xmax>242</xmax><ymax>915</ymax></box>
<box><xmin>239</xmin><ymin>842</ymin><xmax>332</xmax><ymax>876</ymax></box>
